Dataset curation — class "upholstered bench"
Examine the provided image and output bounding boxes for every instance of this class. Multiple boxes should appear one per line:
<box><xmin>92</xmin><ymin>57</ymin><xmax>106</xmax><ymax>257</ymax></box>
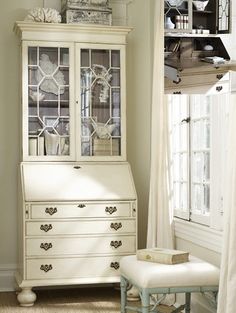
<box><xmin>120</xmin><ymin>255</ymin><xmax>220</xmax><ymax>313</ymax></box>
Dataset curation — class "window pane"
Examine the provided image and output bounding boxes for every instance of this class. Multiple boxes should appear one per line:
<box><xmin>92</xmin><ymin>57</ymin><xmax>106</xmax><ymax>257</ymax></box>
<box><xmin>190</xmin><ymin>96</ymin><xmax>210</xmax><ymax>222</ymax></box>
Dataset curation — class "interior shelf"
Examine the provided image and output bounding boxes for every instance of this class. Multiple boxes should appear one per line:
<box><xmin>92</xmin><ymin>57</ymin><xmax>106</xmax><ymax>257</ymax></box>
<box><xmin>29</xmin><ymin>101</ymin><xmax>69</xmax><ymax>107</ymax></box>
<box><xmin>193</xmin><ymin>10</ymin><xmax>213</xmax><ymax>14</ymax></box>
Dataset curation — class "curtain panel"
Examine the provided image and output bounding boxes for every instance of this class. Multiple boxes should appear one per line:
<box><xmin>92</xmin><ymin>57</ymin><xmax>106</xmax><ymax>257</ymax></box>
<box><xmin>146</xmin><ymin>0</ymin><xmax>174</xmax><ymax>249</ymax></box>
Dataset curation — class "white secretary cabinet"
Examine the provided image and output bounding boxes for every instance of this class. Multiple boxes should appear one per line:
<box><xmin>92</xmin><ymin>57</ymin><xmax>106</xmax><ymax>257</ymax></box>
<box><xmin>14</xmin><ymin>22</ymin><xmax>137</xmax><ymax>306</ymax></box>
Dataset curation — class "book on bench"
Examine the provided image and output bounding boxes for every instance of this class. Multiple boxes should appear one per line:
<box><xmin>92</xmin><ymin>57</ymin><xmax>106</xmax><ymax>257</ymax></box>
<box><xmin>137</xmin><ymin>248</ymin><xmax>189</xmax><ymax>265</ymax></box>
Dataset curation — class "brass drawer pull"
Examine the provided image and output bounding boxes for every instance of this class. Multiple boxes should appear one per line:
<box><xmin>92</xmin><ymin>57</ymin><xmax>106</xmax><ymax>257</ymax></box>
<box><xmin>173</xmin><ymin>91</ymin><xmax>182</xmax><ymax>94</ymax></box>
<box><xmin>110</xmin><ymin>262</ymin><xmax>120</xmax><ymax>270</ymax></box>
<box><xmin>40</xmin><ymin>264</ymin><xmax>53</xmax><ymax>272</ymax></box>
<box><xmin>216</xmin><ymin>74</ymin><xmax>223</xmax><ymax>80</ymax></box>
<box><xmin>105</xmin><ymin>206</ymin><xmax>117</xmax><ymax>214</ymax></box>
<box><xmin>110</xmin><ymin>222</ymin><xmax>122</xmax><ymax>231</ymax></box>
<box><xmin>173</xmin><ymin>78</ymin><xmax>181</xmax><ymax>84</ymax></box>
<box><xmin>45</xmin><ymin>207</ymin><xmax>57</xmax><ymax>215</ymax></box>
<box><xmin>110</xmin><ymin>240</ymin><xmax>122</xmax><ymax>249</ymax></box>
<box><xmin>40</xmin><ymin>243</ymin><xmax>53</xmax><ymax>251</ymax></box>
<box><xmin>40</xmin><ymin>224</ymin><xmax>52</xmax><ymax>232</ymax></box>
<box><xmin>216</xmin><ymin>86</ymin><xmax>223</xmax><ymax>92</ymax></box>
<box><xmin>78</xmin><ymin>204</ymin><xmax>86</xmax><ymax>208</ymax></box>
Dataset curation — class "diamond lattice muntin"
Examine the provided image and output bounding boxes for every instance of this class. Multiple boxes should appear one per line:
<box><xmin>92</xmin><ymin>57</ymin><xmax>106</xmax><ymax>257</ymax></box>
<box><xmin>80</xmin><ymin>49</ymin><xmax>121</xmax><ymax>156</ymax></box>
<box><xmin>28</xmin><ymin>46</ymin><xmax>70</xmax><ymax>156</ymax></box>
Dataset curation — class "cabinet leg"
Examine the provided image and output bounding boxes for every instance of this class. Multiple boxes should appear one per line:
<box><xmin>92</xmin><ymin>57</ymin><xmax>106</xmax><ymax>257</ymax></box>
<box><xmin>17</xmin><ymin>287</ymin><xmax>37</xmax><ymax>306</ymax></box>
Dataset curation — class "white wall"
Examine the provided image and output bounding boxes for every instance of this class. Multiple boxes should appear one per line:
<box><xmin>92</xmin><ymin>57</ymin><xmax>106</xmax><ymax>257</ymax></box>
<box><xmin>126</xmin><ymin>0</ymin><xmax>152</xmax><ymax>249</ymax></box>
<box><xmin>0</xmin><ymin>0</ymin><xmax>152</xmax><ymax>290</ymax></box>
<box><xmin>0</xmin><ymin>0</ymin><xmax>44</xmax><ymax>291</ymax></box>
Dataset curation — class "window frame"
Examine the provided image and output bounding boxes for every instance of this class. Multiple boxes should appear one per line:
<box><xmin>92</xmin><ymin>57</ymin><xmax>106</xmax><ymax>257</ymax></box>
<box><xmin>169</xmin><ymin>94</ymin><xmax>228</xmax><ymax>231</ymax></box>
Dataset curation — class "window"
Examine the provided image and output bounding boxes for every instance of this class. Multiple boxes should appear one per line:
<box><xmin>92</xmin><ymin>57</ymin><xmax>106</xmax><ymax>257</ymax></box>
<box><xmin>169</xmin><ymin>94</ymin><xmax>229</xmax><ymax>231</ymax></box>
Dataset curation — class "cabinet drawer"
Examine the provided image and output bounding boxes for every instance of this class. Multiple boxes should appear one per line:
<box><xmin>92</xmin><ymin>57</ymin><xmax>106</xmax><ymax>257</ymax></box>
<box><xmin>26</xmin><ymin>256</ymin><xmax>124</xmax><ymax>280</ymax></box>
<box><xmin>30</xmin><ymin>202</ymin><xmax>131</xmax><ymax>219</ymax></box>
<box><xmin>206</xmin><ymin>82</ymin><xmax>230</xmax><ymax>95</ymax></box>
<box><xmin>165</xmin><ymin>81</ymin><xmax>229</xmax><ymax>95</ymax></box>
<box><xmin>26</xmin><ymin>219</ymin><xmax>136</xmax><ymax>236</ymax></box>
<box><xmin>26</xmin><ymin>235</ymin><xmax>136</xmax><ymax>256</ymax></box>
<box><xmin>165</xmin><ymin>72</ymin><xmax>229</xmax><ymax>89</ymax></box>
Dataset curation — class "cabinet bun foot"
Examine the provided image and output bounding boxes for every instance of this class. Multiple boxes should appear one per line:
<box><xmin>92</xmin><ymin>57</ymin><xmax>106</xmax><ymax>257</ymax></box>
<box><xmin>17</xmin><ymin>288</ymin><xmax>37</xmax><ymax>306</ymax></box>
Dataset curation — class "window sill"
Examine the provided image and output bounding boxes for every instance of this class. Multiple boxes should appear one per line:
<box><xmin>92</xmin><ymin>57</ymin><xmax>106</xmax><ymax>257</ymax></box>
<box><xmin>174</xmin><ymin>218</ymin><xmax>223</xmax><ymax>253</ymax></box>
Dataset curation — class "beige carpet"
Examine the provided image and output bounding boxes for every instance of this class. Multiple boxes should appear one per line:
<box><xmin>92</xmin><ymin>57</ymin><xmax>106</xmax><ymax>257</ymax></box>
<box><xmin>0</xmin><ymin>287</ymin><xmax>174</xmax><ymax>313</ymax></box>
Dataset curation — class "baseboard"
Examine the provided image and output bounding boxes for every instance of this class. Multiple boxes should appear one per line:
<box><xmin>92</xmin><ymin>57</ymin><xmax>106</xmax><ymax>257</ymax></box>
<box><xmin>0</xmin><ymin>264</ymin><xmax>17</xmax><ymax>292</ymax></box>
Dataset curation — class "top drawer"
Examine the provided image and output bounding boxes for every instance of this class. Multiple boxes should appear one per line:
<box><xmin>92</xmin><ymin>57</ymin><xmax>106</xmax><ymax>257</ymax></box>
<box><xmin>165</xmin><ymin>72</ymin><xmax>229</xmax><ymax>89</ymax></box>
<box><xmin>30</xmin><ymin>202</ymin><xmax>132</xmax><ymax>219</ymax></box>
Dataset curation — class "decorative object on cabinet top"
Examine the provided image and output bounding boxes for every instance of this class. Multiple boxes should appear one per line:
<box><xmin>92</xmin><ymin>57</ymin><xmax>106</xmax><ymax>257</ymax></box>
<box><xmin>61</xmin><ymin>0</ymin><xmax>112</xmax><ymax>25</ymax></box>
<box><xmin>25</xmin><ymin>8</ymin><xmax>62</xmax><ymax>23</ymax></box>
<box><xmin>61</xmin><ymin>0</ymin><xmax>109</xmax><ymax>9</ymax></box>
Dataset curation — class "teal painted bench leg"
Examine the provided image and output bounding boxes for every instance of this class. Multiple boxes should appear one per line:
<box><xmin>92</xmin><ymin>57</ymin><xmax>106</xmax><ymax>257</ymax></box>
<box><xmin>141</xmin><ymin>289</ymin><xmax>150</xmax><ymax>313</ymax></box>
<box><xmin>185</xmin><ymin>292</ymin><xmax>191</xmax><ymax>313</ymax></box>
<box><xmin>120</xmin><ymin>276</ymin><xmax>128</xmax><ymax>313</ymax></box>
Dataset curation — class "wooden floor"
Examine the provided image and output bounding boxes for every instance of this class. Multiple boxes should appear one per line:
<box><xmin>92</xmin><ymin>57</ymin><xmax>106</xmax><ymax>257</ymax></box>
<box><xmin>0</xmin><ymin>287</ymin><xmax>174</xmax><ymax>313</ymax></box>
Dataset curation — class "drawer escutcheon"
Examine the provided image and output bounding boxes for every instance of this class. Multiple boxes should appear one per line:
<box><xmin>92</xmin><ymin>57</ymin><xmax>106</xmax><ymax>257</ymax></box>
<box><xmin>40</xmin><ymin>264</ymin><xmax>53</xmax><ymax>272</ymax></box>
<box><xmin>45</xmin><ymin>207</ymin><xmax>57</xmax><ymax>216</ymax></box>
<box><xmin>110</xmin><ymin>240</ymin><xmax>122</xmax><ymax>248</ymax></box>
<box><xmin>216</xmin><ymin>74</ymin><xmax>223</xmax><ymax>80</ymax></box>
<box><xmin>40</xmin><ymin>224</ymin><xmax>53</xmax><ymax>232</ymax></box>
<box><xmin>78</xmin><ymin>204</ymin><xmax>86</xmax><ymax>208</ymax></box>
<box><xmin>105</xmin><ymin>206</ymin><xmax>117</xmax><ymax>214</ymax></box>
<box><xmin>110</xmin><ymin>222</ymin><xmax>122</xmax><ymax>231</ymax></box>
<box><xmin>110</xmin><ymin>262</ymin><xmax>120</xmax><ymax>270</ymax></box>
<box><xmin>216</xmin><ymin>85</ymin><xmax>223</xmax><ymax>92</ymax></box>
<box><xmin>40</xmin><ymin>242</ymin><xmax>53</xmax><ymax>251</ymax></box>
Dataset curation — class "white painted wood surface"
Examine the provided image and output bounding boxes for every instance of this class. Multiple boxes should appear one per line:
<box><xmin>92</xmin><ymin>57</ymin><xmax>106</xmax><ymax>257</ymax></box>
<box><xmin>21</xmin><ymin>162</ymin><xmax>136</xmax><ymax>201</ymax></box>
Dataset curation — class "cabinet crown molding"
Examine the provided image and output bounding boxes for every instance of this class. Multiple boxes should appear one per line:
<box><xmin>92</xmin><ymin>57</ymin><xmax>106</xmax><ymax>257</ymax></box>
<box><xmin>14</xmin><ymin>21</ymin><xmax>133</xmax><ymax>44</ymax></box>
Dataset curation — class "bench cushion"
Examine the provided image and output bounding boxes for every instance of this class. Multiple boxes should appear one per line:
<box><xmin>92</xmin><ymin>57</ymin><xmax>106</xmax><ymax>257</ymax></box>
<box><xmin>120</xmin><ymin>255</ymin><xmax>219</xmax><ymax>289</ymax></box>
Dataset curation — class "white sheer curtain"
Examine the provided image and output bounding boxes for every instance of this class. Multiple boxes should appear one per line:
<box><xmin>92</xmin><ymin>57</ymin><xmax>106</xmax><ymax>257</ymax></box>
<box><xmin>146</xmin><ymin>1</ymin><xmax>174</xmax><ymax>249</ymax></box>
<box><xmin>217</xmin><ymin>98</ymin><xmax>236</xmax><ymax>313</ymax></box>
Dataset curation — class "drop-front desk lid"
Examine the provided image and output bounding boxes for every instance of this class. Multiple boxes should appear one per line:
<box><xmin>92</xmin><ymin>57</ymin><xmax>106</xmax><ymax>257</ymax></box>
<box><xmin>21</xmin><ymin>162</ymin><xmax>137</xmax><ymax>202</ymax></box>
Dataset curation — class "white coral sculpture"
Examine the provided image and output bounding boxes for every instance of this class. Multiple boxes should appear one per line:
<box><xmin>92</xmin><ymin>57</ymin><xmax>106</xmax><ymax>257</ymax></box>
<box><xmin>92</xmin><ymin>64</ymin><xmax>112</xmax><ymax>103</ymax></box>
<box><xmin>36</xmin><ymin>54</ymin><xmax>65</xmax><ymax>95</ymax></box>
<box><xmin>25</xmin><ymin>7</ymin><xmax>61</xmax><ymax>23</ymax></box>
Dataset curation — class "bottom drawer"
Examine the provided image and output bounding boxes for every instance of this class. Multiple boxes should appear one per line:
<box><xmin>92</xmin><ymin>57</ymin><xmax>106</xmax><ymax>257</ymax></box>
<box><xmin>165</xmin><ymin>81</ymin><xmax>229</xmax><ymax>95</ymax></box>
<box><xmin>26</xmin><ymin>256</ymin><xmax>124</xmax><ymax>280</ymax></box>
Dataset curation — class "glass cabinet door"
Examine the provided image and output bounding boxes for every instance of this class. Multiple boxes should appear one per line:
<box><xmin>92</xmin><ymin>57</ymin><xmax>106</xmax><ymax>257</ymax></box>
<box><xmin>217</xmin><ymin>0</ymin><xmax>230</xmax><ymax>33</ymax></box>
<box><xmin>26</xmin><ymin>45</ymin><xmax>73</xmax><ymax>159</ymax></box>
<box><xmin>79</xmin><ymin>47</ymin><xmax>122</xmax><ymax>158</ymax></box>
<box><xmin>164</xmin><ymin>0</ymin><xmax>192</xmax><ymax>33</ymax></box>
